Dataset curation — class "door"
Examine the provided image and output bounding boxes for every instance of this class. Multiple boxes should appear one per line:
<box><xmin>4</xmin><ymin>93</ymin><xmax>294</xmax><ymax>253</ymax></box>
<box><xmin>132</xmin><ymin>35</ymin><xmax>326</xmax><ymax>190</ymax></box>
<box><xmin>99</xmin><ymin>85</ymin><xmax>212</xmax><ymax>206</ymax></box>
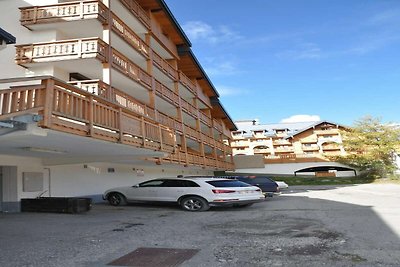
<box><xmin>124</xmin><ymin>179</ymin><xmax>165</xmax><ymax>201</ymax></box>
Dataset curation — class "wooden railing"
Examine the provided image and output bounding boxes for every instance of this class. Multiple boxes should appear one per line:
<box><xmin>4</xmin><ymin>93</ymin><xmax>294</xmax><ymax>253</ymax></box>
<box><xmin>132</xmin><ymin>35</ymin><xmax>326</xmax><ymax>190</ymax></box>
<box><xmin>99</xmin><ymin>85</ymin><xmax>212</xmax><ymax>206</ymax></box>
<box><xmin>179</xmin><ymin>71</ymin><xmax>197</xmax><ymax>95</ymax></box>
<box><xmin>154</xmin><ymin>79</ymin><xmax>180</xmax><ymax>106</ymax></box>
<box><xmin>197</xmin><ymin>88</ymin><xmax>211</xmax><ymax>107</ymax></box>
<box><xmin>15</xmin><ymin>38</ymin><xmax>108</xmax><ymax>64</ymax></box>
<box><xmin>302</xmin><ymin>145</ymin><xmax>320</xmax><ymax>151</ymax></box>
<box><xmin>119</xmin><ymin>0</ymin><xmax>151</xmax><ymax>29</ymax></box>
<box><xmin>0</xmin><ymin>83</ymin><xmax>45</xmax><ymax>119</ymax></box>
<box><xmin>264</xmin><ymin>154</ymin><xmax>329</xmax><ymax>164</ymax></box>
<box><xmin>152</xmin><ymin>51</ymin><xmax>178</xmax><ymax>80</ymax></box>
<box><xmin>69</xmin><ymin>80</ymin><xmax>155</xmax><ymax>120</ymax></box>
<box><xmin>199</xmin><ymin>110</ymin><xmax>212</xmax><ymax>126</ymax></box>
<box><xmin>184</xmin><ymin>124</ymin><xmax>200</xmax><ymax>140</ymax></box>
<box><xmin>201</xmin><ymin>133</ymin><xmax>215</xmax><ymax>147</ymax></box>
<box><xmin>0</xmin><ymin>77</ymin><xmax>174</xmax><ymax>153</ymax></box>
<box><xmin>213</xmin><ymin>119</ymin><xmax>223</xmax><ymax>133</ymax></box>
<box><xmin>111</xmin><ymin>49</ymin><xmax>152</xmax><ymax>89</ymax></box>
<box><xmin>20</xmin><ymin>0</ymin><xmax>108</xmax><ymax>26</ymax></box>
<box><xmin>180</xmin><ymin>99</ymin><xmax>198</xmax><ymax>118</ymax></box>
<box><xmin>111</xmin><ymin>12</ymin><xmax>149</xmax><ymax>58</ymax></box>
<box><xmin>314</xmin><ymin>129</ymin><xmax>339</xmax><ymax>135</ymax></box>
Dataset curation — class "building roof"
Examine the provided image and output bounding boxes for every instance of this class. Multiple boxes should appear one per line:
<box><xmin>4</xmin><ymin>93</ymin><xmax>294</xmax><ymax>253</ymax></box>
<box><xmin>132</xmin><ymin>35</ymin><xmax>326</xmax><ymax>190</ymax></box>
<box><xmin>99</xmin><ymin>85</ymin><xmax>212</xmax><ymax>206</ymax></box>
<box><xmin>234</xmin><ymin>120</ymin><xmax>344</xmax><ymax>138</ymax></box>
<box><xmin>0</xmin><ymin>27</ymin><xmax>16</xmax><ymax>44</ymax></box>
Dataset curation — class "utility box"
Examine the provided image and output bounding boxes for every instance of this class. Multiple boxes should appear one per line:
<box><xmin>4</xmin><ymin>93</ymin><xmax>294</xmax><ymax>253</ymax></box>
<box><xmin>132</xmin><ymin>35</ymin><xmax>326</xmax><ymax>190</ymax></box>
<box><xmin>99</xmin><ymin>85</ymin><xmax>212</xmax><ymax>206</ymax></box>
<box><xmin>21</xmin><ymin>197</ymin><xmax>92</xmax><ymax>213</ymax></box>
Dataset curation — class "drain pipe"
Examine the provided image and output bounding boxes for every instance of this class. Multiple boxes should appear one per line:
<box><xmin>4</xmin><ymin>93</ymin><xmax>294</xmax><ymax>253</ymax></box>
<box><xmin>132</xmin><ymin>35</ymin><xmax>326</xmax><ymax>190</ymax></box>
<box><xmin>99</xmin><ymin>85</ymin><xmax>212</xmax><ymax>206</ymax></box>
<box><xmin>44</xmin><ymin>168</ymin><xmax>51</xmax><ymax>197</ymax></box>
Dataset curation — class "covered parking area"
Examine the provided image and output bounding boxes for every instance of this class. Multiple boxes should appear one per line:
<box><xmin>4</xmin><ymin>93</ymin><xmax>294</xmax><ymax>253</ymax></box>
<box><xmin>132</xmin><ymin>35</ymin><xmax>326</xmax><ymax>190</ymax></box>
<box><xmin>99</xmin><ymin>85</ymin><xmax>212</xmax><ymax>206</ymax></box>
<box><xmin>294</xmin><ymin>166</ymin><xmax>357</xmax><ymax>177</ymax></box>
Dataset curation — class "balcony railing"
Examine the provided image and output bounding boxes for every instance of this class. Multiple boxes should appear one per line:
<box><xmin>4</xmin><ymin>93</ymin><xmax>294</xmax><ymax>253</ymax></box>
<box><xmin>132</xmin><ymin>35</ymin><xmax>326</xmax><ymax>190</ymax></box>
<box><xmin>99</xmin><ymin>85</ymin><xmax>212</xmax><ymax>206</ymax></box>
<box><xmin>322</xmin><ymin>145</ymin><xmax>341</xmax><ymax>150</ymax></box>
<box><xmin>213</xmin><ymin>119</ymin><xmax>223</xmax><ymax>133</ymax></box>
<box><xmin>179</xmin><ymin>71</ymin><xmax>197</xmax><ymax>95</ymax></box>
<box><xmin>0</xmin><ymin>77</ymin><xmax>174</xmax><ymax>152</ymax></box>
<box><xmin>184</xmin><ymin>124</ymin><xmax>200</xmax><ymax>141</ymax></box>
<box><xmin>199</xmin><ymin>110</ymin><xmax>212</xmax><ymax>126</ymax></box>
<box><xmin>314</xmin><ymin>129</ymin><xmax>339</xmax><ymax>135</ymax></box>
<box><xmin>111</xmin><ymin>12</ymin><xmax>149</xmax><ymax>58</ymax></box>
<box><xmin>152</xmin><ymin>51</ymin><xmax>178</xmax><ymax>80</ymax></box>
<box><xmin>180</xmin><ymin>99</ymin><xmax>198</xmax><ymax>119</ymax></box>
<box><xmin>302</xmin><ymin>145</ymin><xmax>320</xmax><ymax>151</ymax></box>
<box><xmin>119</xmin><ymin>0</ymin><xmax>151</xmax><ymax>29</ymax></box>
<box><xmin>20</xmin><ymin>0</ymin><xmax>108</xmax><ymax>26</ymax></box>
<box><xmin>15</xmin><ymin>38</ymin><xmax>108</xmax><ymax>64</ymax></box>
<box><xmin>111</xmin><ymin>49</ymin><xmax>152</xmax><ymax>89</ymax></box>
<box><xmin>154</xmin><ymin>79</ymin><xmax>180</xmax><ymax>106</ymax></box>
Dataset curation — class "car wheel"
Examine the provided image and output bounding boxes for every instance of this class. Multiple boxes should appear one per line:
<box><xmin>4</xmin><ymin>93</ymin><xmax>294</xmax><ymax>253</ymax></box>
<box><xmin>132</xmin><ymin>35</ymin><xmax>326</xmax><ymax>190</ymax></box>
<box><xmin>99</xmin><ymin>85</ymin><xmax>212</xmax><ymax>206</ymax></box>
<box><xmin>108</xmin><ymin>193</ymin><xmax>126</xmax><ymax>206</ymax></box>
<box><xmin>180</xmin><ymin>196</ymin><xmax>209</xmax><ymax>212</ymax></box>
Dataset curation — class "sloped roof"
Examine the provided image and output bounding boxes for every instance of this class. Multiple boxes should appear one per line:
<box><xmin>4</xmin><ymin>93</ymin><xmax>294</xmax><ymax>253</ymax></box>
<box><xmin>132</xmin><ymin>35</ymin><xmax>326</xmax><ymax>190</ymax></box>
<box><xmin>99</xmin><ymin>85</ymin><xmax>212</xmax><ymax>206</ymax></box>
<box><xmin>0</xmin><ymin>28</ymin><xmax>15</xmax><ymax>44</ymax></box>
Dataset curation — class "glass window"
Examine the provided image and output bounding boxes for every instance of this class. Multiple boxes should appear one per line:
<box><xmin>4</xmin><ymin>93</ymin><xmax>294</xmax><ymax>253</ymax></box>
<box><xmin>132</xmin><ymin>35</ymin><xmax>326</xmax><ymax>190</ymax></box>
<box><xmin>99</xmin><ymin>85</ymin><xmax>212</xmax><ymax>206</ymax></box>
<box><xmin>206</xmin><ymin>180</ymin><xmax>251</xmax><ymax>187</ymax></box>
<box><xmin>139</xmin><ymin>180</ymin><xmax>165</xmax><ymax>187</ymax></box>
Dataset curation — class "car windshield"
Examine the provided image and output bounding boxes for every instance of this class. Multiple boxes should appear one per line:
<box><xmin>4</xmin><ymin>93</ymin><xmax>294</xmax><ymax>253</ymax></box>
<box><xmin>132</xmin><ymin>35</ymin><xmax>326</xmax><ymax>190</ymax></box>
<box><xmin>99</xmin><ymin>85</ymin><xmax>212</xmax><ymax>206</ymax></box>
<box><xmin>206</xmin><ymin>180</ymin><xmax>251</xmax><ymax>188</ymax></box>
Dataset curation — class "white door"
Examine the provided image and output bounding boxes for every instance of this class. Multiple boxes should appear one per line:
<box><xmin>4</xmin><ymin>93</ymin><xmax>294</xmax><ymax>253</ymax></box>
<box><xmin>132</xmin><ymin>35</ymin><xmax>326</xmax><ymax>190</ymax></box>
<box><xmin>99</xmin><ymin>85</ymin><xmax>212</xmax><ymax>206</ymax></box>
<box><xmin>124</xmin><ymin>180</ymin><xmax>165</xmax><ymax>201</ymax></box>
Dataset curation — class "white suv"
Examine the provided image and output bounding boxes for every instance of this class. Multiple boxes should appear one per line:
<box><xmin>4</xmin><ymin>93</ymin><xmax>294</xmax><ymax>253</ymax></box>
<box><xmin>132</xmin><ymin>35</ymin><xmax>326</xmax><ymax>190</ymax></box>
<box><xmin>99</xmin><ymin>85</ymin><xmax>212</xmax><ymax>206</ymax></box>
<box><xmin>103</xmin><ymin>177</ymin><xmax>265</xmax><ymax>211</ymax></box>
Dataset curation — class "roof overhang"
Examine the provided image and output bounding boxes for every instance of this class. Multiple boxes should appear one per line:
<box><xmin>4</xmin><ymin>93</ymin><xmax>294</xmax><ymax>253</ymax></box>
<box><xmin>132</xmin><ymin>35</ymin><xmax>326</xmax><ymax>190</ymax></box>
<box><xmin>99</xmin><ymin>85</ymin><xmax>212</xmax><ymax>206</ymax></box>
<box><xmin>0</xmin><ymin>27</ymin><xmax>16</xmax><ymax>44</ymax></box>
<box><xmin>210</xmin><ymin>97</ymin><xmax>237</xmax><ymax>131</ymax></box>
<box><xmin>177</xmin><ymin>45</ymin><xmax>219</xmax><ymax>98</ymax></box>
<box><xmin>136</xmin><ymin>0</ymin><xmax>191</xmax><ymax>47</ymax></box>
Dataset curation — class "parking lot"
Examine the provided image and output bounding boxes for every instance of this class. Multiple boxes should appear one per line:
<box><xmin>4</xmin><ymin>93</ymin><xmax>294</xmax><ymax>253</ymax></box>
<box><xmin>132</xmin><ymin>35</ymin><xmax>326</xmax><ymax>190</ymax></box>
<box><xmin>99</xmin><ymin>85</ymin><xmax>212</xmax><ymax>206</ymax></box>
<box><xmin>1</xmin><ymin>183</ymin><xmax>399</xmax><ymax>267</ymax></box>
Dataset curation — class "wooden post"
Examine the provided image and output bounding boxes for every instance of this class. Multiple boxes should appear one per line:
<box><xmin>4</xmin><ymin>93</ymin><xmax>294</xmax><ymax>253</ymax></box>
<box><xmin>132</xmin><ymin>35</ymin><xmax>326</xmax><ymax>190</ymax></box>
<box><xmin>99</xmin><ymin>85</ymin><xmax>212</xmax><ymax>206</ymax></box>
<box><xmin>87</xmin><ymin>95</ymin><xmax>94</xmax><ymax>136</ymax></box>
<box><xmin>141</xmin><ymin>116</ymin><xmax>146</xmax><ymax>147</ymax></box>
<box><xmin>41</xmin><ymin>79</ymin><xmax>55</xmax><ymax>128</ymax></box>
<box><xmin>118</xmin><ymin>107</ymin><xmax>123</xmax><ymax>142</ymax></box>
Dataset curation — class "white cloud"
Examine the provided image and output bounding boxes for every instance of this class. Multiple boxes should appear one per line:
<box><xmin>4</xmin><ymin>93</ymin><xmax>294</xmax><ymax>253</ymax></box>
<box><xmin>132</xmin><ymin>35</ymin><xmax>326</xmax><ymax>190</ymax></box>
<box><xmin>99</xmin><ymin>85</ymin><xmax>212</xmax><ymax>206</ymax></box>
<box><xmin>280</xmin><ymin>115</ymin><xmax>321</xmax><ymax>123</ymax></box>
<box><xmin>215</xmin><ymin>85</ymin><xmax>246</xmax><ymax>97</ymax></box>
<box><xmin>182</xmin><ymin>21</ymin><xmax>241</xmax><ymax>44</ymax></box>
<box><xmin>205</xmin><ymin>61</ymin><xmax>239</xmax><ymax>76</ymax></box>
<box><xmin>276</xmin><ymin>42</ymin><xmax>322</xmax><ymax>60</ymax></box>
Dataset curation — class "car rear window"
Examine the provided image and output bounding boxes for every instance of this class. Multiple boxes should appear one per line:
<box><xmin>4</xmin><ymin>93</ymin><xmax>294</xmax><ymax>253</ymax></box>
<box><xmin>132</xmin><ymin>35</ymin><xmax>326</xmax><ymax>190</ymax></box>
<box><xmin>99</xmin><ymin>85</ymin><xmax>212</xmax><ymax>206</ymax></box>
<box><xmin>238</xmin><ymin>177</ymin><xmax>275</xmax><ymax>183</ymax></box>
<box><xmin>206</xmin><ymin>180</ymin><xmax>251</xmax><ymax>188</ymax></box>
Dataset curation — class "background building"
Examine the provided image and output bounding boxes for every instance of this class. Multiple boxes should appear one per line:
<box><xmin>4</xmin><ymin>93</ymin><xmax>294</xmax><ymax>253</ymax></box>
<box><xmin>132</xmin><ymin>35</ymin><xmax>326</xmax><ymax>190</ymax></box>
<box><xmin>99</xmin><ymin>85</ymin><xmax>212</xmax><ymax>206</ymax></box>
<box><xmin>231</xmin><ymin>119</ymin><xmax>356</xmax><ymax>177</ymax></box>
<box><xmin>0</xmin><ymin>0</ymin><xmax>236</xmax><ymax>212</ymax></box>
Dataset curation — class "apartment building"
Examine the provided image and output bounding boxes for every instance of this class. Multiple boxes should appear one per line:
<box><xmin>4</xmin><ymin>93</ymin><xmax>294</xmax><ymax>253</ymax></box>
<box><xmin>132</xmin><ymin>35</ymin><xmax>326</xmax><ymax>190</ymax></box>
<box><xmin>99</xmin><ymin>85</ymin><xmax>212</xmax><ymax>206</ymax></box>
<box><xmin>0</xmin><ymin>0</ymin><xmax>236</xmax><ymax>212</ymax></box>
<box><xmin>231</xmin><ymin>119</ymin><xmax>356</xmax><ymax>177</ymax></box>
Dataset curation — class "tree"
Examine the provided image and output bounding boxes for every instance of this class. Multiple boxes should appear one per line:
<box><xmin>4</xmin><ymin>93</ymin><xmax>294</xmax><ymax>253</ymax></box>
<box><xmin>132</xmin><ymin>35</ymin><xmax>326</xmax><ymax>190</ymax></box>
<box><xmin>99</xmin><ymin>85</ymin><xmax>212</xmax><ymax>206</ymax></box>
<box><xmin>333</xmin><ymin>116</ymin><xmax>400</xmax><ymax>178</ymax></box>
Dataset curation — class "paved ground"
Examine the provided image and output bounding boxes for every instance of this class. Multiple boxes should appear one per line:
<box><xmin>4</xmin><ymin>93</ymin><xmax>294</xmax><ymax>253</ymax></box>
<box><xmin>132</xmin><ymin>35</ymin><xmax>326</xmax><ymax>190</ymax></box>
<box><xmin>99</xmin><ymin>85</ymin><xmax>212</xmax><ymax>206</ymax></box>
<box><xmin>1</xmin><ymin>183</ymin><xmax>399</xmax><ymax>267</ymax></box>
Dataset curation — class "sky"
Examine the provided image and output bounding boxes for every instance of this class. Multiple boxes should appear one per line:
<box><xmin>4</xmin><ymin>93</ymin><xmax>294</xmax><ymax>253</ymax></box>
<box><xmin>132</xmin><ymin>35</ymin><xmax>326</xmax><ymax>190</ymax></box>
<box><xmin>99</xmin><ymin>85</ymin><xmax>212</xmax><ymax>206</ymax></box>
<box><xmin>164</xmin><ymin>0</ymin><xmax>400</xmax><ymax>126</ymax></box>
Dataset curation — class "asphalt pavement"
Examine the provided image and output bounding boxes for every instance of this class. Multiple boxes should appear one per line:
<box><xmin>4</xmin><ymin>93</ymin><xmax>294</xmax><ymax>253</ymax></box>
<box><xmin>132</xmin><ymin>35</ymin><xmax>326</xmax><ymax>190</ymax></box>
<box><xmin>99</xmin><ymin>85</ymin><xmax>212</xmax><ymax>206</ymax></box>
<box><xmin>0</xmin><ymin>183</ymin><xmax>399</xmax><ymax>266</ymax></box>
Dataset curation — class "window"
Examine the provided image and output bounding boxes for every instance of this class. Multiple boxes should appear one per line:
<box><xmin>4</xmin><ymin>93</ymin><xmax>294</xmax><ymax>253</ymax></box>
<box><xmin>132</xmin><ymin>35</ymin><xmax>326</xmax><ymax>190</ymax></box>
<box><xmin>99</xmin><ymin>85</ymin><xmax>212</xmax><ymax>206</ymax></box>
<box><xmin>139</xmin><ymin>180</ymin><xmax>165</xmax><ymax>187</ymax></box>
<box><xmin>162</xmin><ymin>180</ymin><xmax>200</xmax><ymax>187</ymax></box>
<box><xmin>206</xmin><ymin>180</ymin><xmax>250</xmax><ymax>187</ymax></box>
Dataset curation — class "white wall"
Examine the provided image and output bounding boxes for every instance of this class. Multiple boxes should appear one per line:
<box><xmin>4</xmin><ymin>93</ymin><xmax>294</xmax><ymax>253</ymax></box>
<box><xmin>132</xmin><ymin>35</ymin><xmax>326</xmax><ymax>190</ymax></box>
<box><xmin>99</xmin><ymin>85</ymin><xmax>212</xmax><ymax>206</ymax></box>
<box><xmin>234</xmin><ymin>161</ymin><xmax>356</xmax><ymax>177</ymax></box>
<box><xmin>49</xmin><ymin>163</ymin><xmax>213</xmax><ymax>199</ymax></box>
<box><xmin>0</xmin><ymin>0</ymin><xmax>58</xmax><ymax>81</ymax></box>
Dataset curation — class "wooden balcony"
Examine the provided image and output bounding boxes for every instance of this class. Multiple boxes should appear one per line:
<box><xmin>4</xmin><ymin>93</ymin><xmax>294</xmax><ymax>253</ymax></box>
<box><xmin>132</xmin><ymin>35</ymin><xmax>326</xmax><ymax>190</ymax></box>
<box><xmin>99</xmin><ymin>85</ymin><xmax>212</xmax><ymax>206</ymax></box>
<box><xmin>111</xmin><ymin>12</ymin><xmax>149</xmax><ymax>58</ymax></box>
<box><xmin>302</xmin><ymin>145</ymin><xmax>320</xmax><ymax>151</ymax></box>
<box><xmin>15</xmin><ymin>38</ymin><xmax>108</xmax><ymax>65</ymax></box>
<box><xmin>69</xmin><ymin>80</ymin><xmax>155</xmax><ymax>120</ymax></box>
<box><xmin>264</xmin><ymin>154</ymin><xmax>329</xmax><ymax>164</ymax></box>
<box><xmin>152</xmin><ymin>51</ymin><xmax>178</xmax><ymax>80</ymax></box>
<box><xmin>212</xmin><ymin>119</ymin><xmax>223</xmax><ymax>133</ymax></box>
<box><xmin>197</xmin><ymin>88</ymin><xmax>211</xmax><ymax>107</ymax></box>
<box><xmin>273</xmin><ymin>139</ymin><xmax>291</xmax><ymax>146</ymax></box>
<box><xmin>199</xmin><ymin>110</ymin><xmax>212</xmax><ymax>126</ymax></box>
<box><xmin>0</xmin><ymin>77</ymin><xmax>174</xmax><ymax>153</ymax></box>
<box><xmin>180</xmin><ymin>99</ymin><xmax>198</xmax><ymax>119</ymax></box>
<box><xmin>274</xmin><ymin>147</ymin><xmax>294</xmax><ymax>153</ymax></box>
<box><xmin>179</xmin><ymin>71</ymin><xmax>197</xmax><ymax>95</ymax></box>
<box><xmin>254</xmin><ymin>148</ymin><xmax>271</xmax><ymax>154</ymax></box>
<box><xmin>184</xmin><ymin>124</ymin><xmax>200</xmax><ymax>141</ymax></box>
<box><xmin>119</xmin><ymin>0</ymin><xmax>151</xmax><ymax>29</ymax></box>
<box><xmin>154</xmin><ymin>79</ymin><xmax>180</xmax><ymax>106</ymax></box>
<box><xmin>314</xmin><ymin>129</ymin><xmax>339</xmax><ymax>135</ymax></box>
<box><xmin>111</xmin><ymin>49</ymin><xmax>152</xmax><ymax>89</ymax></box>
<box><xmin>201</xmin><ymin>133</ymin><xmax>215</xmax><ymax>147</ymax></box>
<box><xmin>322</xmin><ymin>144</ymin><xmax>341</xmax><ymax>150</ymax></box>
<box><xmin>19</xmin><ymin>0</ymin><xmax>108</xmax><ymax>27</ymax></box>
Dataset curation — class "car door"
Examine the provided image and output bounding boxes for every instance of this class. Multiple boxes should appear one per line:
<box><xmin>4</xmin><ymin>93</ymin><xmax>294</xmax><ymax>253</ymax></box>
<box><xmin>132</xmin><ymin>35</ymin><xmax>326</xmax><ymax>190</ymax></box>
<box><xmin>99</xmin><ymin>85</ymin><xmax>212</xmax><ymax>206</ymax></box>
<box><xmin>124</xmin><ymin>179</ymin><xmax>165</xmax><ymax>201</ymax></box>
<box><xmin>154</xmin><ymin>179</ymin><xmax>186</xmax><ymax>202</ymax></box>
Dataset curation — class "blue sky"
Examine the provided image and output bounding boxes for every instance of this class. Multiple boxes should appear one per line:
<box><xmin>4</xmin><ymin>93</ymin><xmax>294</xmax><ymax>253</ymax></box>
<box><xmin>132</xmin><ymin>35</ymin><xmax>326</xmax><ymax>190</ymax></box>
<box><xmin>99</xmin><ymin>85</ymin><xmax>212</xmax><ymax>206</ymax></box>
<box><xmin>165</xmin><ymin>0</ymin><xmax>400</xmax><ymax>126</ymax></box>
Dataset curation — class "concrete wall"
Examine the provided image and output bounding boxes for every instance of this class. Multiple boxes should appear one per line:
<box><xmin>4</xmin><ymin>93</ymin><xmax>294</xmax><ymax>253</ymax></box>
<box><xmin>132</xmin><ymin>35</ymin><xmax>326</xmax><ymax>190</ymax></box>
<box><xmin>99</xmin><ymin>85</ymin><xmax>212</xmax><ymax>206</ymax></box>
<box><xmin>0</xmin><ymin>154</ymin><xmax>214</xmax><ymax>211</ymax></box>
